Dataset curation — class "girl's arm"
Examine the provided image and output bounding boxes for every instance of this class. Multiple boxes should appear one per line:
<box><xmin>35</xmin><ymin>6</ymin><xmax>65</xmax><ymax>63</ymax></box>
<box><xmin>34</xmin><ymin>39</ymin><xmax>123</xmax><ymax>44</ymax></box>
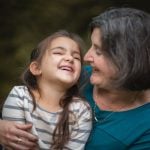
<box><xmin>2</xmin><ymin>86</ymin><xmax>37</xmax><ymax>149</ymax></box>
<box><xmin>64</xmin><ymin>100</ymin><xmax>92</xmax><ymax>150</ymax></box>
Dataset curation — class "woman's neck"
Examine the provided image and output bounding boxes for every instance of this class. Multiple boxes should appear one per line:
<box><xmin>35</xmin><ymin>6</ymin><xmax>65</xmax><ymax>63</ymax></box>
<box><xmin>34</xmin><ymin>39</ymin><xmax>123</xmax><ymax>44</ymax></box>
<box><xmin>93</xmin><ymin>86</ymin><xmax>146</xmax><ymax>111</ymax></box>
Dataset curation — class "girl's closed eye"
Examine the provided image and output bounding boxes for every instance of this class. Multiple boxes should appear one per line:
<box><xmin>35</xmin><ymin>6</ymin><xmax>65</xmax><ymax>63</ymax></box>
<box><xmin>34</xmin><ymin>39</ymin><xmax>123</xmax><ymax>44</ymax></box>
<box><xmin>53</xmin><ymin>51</ymin><xmax>63</xmax><ymax>55</ymax></box>
<box><xmin>73</xmin><ymin>55</ymin><xmax>81</xmax><ymax>61</ymax></box>
<box><xmin>52</xmin><ymin>49</ymin><xmax>64</xmax><ymax>55</ymax></box>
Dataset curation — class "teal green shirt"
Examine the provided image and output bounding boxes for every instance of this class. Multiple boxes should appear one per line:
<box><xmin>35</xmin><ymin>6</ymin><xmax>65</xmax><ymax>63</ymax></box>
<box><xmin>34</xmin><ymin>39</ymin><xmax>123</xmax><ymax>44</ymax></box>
<box><xmin>82</xmin><ymin>66</ymin><xmax>150</xmax><ymax>150</ymax></box>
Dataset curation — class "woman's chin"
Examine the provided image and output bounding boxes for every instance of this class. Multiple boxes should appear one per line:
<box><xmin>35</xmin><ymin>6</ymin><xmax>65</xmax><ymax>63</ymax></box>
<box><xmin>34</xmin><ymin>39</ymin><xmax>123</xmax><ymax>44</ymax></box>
<box><xmin>90</xmin><ymin>76</ymin><xmax>99</xmax><ymax>85</ymax></box>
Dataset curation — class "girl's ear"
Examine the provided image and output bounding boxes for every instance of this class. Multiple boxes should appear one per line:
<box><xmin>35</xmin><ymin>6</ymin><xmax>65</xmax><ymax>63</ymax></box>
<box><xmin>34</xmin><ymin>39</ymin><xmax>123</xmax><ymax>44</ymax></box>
<box><xmin>29</xmin><ymin>61</ymin><xmax>41</xmax><ymax>75</ymax></box>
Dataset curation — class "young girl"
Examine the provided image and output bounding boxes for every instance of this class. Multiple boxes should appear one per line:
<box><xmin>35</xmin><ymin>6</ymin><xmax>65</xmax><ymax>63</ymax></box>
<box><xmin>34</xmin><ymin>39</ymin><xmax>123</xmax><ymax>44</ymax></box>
<box><xmin>2</xmin><ymin>30</ymin><xmax>92</xmax><ymax>150</ymax></box>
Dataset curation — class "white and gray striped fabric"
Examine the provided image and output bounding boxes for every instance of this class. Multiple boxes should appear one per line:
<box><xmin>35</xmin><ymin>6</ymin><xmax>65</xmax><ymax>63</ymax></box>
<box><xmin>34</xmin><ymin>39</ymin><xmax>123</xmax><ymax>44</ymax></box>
<box><xmin>2</xmin><ymin>86</ymin><xmax>92</xmax><ymax>150</ymax></box>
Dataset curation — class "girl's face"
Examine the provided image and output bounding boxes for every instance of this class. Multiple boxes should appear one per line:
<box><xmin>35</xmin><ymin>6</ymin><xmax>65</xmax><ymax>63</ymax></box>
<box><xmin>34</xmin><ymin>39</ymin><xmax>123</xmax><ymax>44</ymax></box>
<box><xmin>84</xmin><ymin>28</ymin><xmax>117</xmax><ymax>89</ymax></box>
<box><xmin>37</xmin><ymin>37</ymin><xmax>82</xmax><ymax>88</ymax></box>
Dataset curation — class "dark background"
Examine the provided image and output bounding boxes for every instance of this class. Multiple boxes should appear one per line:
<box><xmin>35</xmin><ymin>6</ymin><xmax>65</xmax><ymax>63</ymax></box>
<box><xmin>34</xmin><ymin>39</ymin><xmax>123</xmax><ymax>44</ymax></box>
<box><xmin>0</xmin><ymin>0</ymin><xmax>149</xmax><ymax>109</ymax></box>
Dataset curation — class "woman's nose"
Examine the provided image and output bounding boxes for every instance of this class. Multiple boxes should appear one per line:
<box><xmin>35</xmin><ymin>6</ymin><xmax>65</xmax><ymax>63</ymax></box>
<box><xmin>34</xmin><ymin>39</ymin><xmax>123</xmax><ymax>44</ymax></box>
<box><xmin>84</xmin><ymin>48</ymin><xmax>93</xmax><ymax>62</ymax></box>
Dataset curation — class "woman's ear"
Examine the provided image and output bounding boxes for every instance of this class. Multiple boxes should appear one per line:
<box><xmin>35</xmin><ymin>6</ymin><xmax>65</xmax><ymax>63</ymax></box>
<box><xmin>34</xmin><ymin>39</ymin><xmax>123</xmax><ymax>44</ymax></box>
<box><xmin>29</xmin><ymin>61</ymin><xmax>41</xmax><ymax>75</ymax></box>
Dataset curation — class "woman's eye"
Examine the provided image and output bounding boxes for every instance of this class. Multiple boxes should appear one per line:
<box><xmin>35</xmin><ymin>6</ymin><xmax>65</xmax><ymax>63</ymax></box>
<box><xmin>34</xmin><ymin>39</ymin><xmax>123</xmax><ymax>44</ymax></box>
<box><xmin>96</xmin><ymin>50</ymin><xmax>102</xmax><ymax>55</ymax></box>
<box><xmin>95</xmin><ymin>47</ymin><xmax>102</xmax><ymax>55</ymax></box>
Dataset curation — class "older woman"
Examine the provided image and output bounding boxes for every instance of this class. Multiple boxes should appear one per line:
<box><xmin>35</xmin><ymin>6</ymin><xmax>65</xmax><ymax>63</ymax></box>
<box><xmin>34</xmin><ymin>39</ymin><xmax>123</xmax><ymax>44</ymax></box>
<box><xmin>83</xmin><ymin>7</ymin><xmax>150</xmax><ymax>149</ymax></box>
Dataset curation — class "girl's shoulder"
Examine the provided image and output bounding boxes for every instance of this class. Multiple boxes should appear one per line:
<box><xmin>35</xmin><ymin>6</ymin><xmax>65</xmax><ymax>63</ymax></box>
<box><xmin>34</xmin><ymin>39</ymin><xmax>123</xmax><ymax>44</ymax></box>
<box><xmin>71</xmin><ymin>97</ymin><xmax>91</xmax><ymax>108</ymax></box>
<box><xmin>8</xmin><ymin>85</ymin><xmax>31</xmax><ymax>101</ymax></box>
<box><xmin>69</xmin><ymin>97</ymin><xmax>92</xmax><ymax>118</ymax></box>
<box><xmin>11</xmin><ymin>85</ymin><xmax>28</xmax><ymax>92</ymax></box>
<box><xmin>9</xmin><ymin>85</ymin><xmax>29</xmax><ymax>95</ymax></box>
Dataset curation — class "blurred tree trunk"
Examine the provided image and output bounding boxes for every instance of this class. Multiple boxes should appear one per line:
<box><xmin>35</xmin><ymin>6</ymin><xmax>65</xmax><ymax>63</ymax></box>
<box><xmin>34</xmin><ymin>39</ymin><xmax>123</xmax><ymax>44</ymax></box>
<box><xmin>0</xmin><ymin>0</ymin><xmax>149</xmax><ymax>107</ymax></box>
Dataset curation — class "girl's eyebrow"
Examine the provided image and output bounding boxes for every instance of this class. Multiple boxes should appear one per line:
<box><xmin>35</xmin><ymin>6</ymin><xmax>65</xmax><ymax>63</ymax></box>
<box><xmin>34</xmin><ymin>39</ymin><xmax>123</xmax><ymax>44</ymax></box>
<box><xmin>50</xmin><ymin>46</ymin><xmax>80</xmax><ymax>54</ymax></box>
<box><xmin>50</xmin><ymin>46</ymin><xmax>65</xmax><ymax>51</ymax></box>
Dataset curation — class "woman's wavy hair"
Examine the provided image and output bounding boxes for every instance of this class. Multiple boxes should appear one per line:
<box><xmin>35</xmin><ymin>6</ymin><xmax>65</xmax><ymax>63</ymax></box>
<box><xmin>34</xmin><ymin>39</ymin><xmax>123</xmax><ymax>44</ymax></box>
<box><xmin>21</xmin><ymin>30</ymin><xmax>85</xmax><ymax>149</ymax></box>
<box><xmin>90</xmin><ymin>7</ymin><xmax>150</xmax><ymax>91</ymax></box>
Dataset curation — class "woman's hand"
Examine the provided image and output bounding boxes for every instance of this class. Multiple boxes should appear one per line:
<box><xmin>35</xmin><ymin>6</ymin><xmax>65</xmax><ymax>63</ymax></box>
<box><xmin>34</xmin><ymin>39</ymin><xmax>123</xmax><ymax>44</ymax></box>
<box><xmin>0</xmin><ymin>120</ymin><xmax>38</xmax><ymax>149</ymax></box>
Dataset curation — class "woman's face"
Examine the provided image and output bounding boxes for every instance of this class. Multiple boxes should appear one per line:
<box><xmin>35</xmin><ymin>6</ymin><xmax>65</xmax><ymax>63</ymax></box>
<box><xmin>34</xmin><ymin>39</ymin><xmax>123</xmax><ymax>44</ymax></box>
<box><xmin>84</xmin><ymin>28</ymin><xmax>117</xmax><ymax>89</ymax></box>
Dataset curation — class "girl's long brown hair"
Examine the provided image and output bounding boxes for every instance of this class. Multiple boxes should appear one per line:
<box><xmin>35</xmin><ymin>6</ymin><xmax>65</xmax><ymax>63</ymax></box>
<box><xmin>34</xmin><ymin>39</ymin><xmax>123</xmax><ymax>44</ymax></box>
<box><xmin>21</xmin><ymin>30</ymin><xmax>85</xmax><ymax>149</ymax></box>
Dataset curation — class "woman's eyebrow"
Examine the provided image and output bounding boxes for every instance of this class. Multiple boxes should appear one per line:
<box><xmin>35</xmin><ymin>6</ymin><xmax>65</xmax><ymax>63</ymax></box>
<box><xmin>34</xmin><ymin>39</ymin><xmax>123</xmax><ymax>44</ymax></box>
<box><xmin>93</xmin><ymin>44</ymin><xmax>101</xmax><ymax>49</ymax></box>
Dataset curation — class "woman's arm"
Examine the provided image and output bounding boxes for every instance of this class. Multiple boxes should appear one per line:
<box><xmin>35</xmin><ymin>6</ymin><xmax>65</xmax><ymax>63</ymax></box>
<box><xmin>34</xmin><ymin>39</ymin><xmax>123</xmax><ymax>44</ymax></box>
<box><xmin>0</xmin><ymin>120</ymin><xmax>37</xmax><ymax>149</ymax></box>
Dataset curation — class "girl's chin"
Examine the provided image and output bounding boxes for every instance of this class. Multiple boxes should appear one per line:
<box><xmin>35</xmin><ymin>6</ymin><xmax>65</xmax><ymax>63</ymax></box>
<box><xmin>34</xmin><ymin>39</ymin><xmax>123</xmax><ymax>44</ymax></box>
<box><xmin>59</xmin><ymin>79</ymin><xmax>76</xmax><ymax>86</ymax></box>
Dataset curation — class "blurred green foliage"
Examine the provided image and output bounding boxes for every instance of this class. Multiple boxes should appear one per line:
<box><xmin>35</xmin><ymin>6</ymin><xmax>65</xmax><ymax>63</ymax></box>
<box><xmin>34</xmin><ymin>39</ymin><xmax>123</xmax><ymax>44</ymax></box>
<box><xmin>0</xmin><ymin>0</ymin><xmax>149</xmax><ymax>107</ymax></box>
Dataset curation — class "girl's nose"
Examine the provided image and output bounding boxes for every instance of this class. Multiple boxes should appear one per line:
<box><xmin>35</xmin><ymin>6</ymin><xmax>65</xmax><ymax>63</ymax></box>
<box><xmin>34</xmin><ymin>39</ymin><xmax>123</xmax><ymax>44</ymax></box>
<box><xmin>64</xmin><ymin>54</ymin><xmax>74</xmax><ymax>62</ymax></box>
